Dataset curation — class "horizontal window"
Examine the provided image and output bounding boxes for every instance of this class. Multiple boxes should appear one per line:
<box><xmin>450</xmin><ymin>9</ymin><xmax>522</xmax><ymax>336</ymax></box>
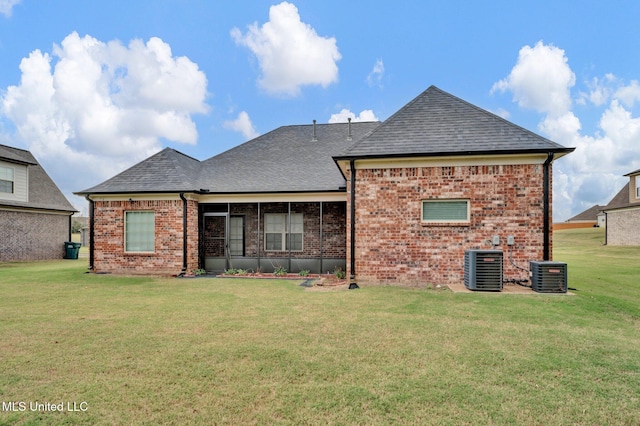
<box><xmin>125</xmin><ymin>211</ymin><xmax>155</xmax><ymax>252</ymax></box>
<box><xmin>422</xmin><ymin>200</ymin><xmax>469</xmax><ymax>223</ymax></box>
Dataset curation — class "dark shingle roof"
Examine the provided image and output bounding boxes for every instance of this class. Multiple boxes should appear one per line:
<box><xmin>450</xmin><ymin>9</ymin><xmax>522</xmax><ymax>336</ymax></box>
<box><xmin>567</xmin><ymin>204</ymin><xmax>603</xmax><ymax>222</ymax></box>
<box><xmin>0</xmin><ymin>144</ymin><xmax>38</xmax><ymax>166</ymax></box>
<box><xmin>601</xmin><ymin>182</ymin><xmax>640</xmax><ymax>212</ymax></box>
<box><xmin>77</xmin><ymin>148</ymin><xmax>202</xmax><ymax>194</ymax></box>
<box><xmin>337</xmin><ymin>86</ymin><xmax>574</xmax><ymax>159</ymax></box>
<box><xmin>0</xmin><ymin>144</ymin><xmax>76</xmax><ymax>212</ymax></box>
<box><xmin>197</xmin><ymin>122</ymin><xmax>379</xmax><ymax>193</ymax></box>
<box><xmin>76</xmin><ymin>122</ymin><xmax>380</xmax><ymax>195</ymax></box>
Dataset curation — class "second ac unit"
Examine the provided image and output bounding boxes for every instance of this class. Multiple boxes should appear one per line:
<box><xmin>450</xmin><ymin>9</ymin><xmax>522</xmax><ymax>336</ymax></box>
<box><xmin>529</xmin><ymin>261</ymin><xmax>568</xmax><ymax>293</ymax></box>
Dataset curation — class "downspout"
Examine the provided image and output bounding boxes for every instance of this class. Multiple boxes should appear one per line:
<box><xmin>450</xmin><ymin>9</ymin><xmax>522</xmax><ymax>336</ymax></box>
<box><xmin>543</xmin><ymin>153</ymin><xmax>554</xmax><ymax>261</ymax></box>
<box><xmin>85</xmin><ymin>195</ymin><xmax>94</xmax><ymax>270</ymax></box>
<box><xmin>257</xmin><ymin>202</ymin><xmax>261</xmax><ymax>272</ymax></box>
<box><xmin>319</xmin><ymin>201</ymin><xmax>323</xmax><ymax>274</ymax></box>
<box><xmin>349</xmin><ymin>159</ymin><xmax>356</xmax><ymax>279</ymax></box>
<box><xmin>287</xmin><ymin>202</ymin><xmax>292</xmax><ymax>272</ymax></box>
<box><xmin>68</xmin><ymin>214</ymin><xmax>73</xmax><ymax>243</ymax></box>
<box><xmin>179</xmin><ymin>192</ymin><xmax>188</xmax><ymax>276</ymax></box>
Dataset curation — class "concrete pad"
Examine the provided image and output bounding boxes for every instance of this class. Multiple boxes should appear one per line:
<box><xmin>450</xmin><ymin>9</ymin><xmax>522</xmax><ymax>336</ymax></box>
<box><xmin>447</xmin><ymin>282</ymin><xmax>572</xmax><ymax>295</ymax></box>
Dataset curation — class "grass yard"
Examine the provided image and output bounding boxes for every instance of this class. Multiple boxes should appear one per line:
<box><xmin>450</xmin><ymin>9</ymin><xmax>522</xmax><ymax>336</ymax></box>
<box><xmin>1</xmin><ymin>228</ymin><xmax>639</xmax><ymax>425</ymax></box>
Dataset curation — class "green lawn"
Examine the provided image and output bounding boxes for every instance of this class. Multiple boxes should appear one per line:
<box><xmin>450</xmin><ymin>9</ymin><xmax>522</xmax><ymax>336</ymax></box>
<box><xmin>1</xmin><ymin>228</ymin><xmax>639</xmax><ymax>425</ymax></box>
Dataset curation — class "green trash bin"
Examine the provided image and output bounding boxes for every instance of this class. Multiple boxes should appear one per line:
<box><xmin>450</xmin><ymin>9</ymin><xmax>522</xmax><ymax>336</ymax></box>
<box><xmin>64</xmin><ymin>242</ymin><xmax>81</xmax><ymax>259</ymax></box>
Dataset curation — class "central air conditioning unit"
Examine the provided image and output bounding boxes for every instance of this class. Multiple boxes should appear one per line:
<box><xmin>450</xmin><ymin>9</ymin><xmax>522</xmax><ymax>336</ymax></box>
<box><xmin>529</xmin><ymin>261</ymin><xmax>568</xmax><ymax>293</ymax></box>
<box><xmin>464</xmin><ymin>250</ymin><xmax>503</xmax><ymax>291</ymax></box>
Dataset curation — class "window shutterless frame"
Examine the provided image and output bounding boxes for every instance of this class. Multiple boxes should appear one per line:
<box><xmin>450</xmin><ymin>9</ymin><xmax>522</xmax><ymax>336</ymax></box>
<box><xmin>421</xmin><ymin>199</ymin><xmax>470</xmax><ymax>223</ymax></box>
<box><xmin>264</xmin><ymin>213</ymin><xmax>303</xmax><ymax>252</ymax></box>
<box><xmin>0</xmin><ymin>165</ymin><xmax>14</xmax><ymax>194</ymax></box>
<box><xmin>124</xmin><ymin>211</ymin><xmax>155</xmax><ymax>252</ymax></box>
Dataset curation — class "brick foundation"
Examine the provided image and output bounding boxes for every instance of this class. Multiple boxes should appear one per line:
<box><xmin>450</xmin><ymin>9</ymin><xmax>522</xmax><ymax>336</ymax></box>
<box><xmin>347</xmin><ymin>164</ymin><xmax>552</xmax><ymax>286</ymax></box>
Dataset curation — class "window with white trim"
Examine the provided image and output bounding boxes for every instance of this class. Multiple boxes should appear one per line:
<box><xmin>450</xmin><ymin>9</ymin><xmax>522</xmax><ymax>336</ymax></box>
<box><xmin>636</xmin><ymin>176</ymin><xmax>640</xmax><ymax>199</ymax></box>
<box><xmin>422</xmin><ymin>200</ymin><xmax>470</xmax><ymax>223</ymax></box>
<box><xmin>125</xmin><ymin>211</ymin><xmax>155</xmax><ymax>252</ymax></box>
<box><xmin>264</xmin><ymin>213</ymin><xmax>303</xmax><ymax>251</ymax></box>
<box><xmin>0</xmin><ymin>166</ymin><xmax>14</xmax><ymax>194</ymax></box>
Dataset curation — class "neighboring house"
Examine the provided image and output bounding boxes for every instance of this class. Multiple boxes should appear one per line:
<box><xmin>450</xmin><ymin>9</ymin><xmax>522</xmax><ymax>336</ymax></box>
<box><xmin>76</xmin><ymin>86</ymin><xmax>574</xmax><ymax>286</ymax></box>
<box><xmin>561</xmin><ymin>204</ymin><xmax>603</xmax><ymax>229</ymax></box>
<box><xmin>603</xmin><ymin>171</ymin><xmax>640</xmax><ymax>245</ymax></box>
<box><xmin>0</xmin><ymin>144</ymin><xmax>77</xmax><ymax>262</ymax></box>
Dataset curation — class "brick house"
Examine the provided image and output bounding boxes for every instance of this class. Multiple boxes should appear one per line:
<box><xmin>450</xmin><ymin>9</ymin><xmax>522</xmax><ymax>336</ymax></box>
<box><xmin>1</xmin><ymin>144</ymin><xmax>77</xmax><ymax>262</ymax></box>
<box><xmin>603</xmin><ymin>169</ymin><xmax>640</xmax><ymax>245</ymax></box>
<box><xmin>76</xmin><ymin>86</ymin><xmax>574</xmax><ymax>285</ymax></box>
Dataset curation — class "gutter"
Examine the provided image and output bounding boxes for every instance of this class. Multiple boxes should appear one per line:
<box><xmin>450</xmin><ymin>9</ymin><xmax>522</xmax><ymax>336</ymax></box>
<box><xmin>179</xmin><ymin>192</ymin><xmax>189</xmax><ymax>276</ymax></box>
<box><xmin>333</xmin><ymin>147</ymin><xmax>575</xmax><ymax>163</ymax></box>
<box><xmin>85</xmin><ymin>195</ymin><xmax>94</xmax><ymax>270</ymax></box>
<box><xmin>543</xmin><ymin>152</ymin><xmax>554</xmax><ymax>261</ymax></box>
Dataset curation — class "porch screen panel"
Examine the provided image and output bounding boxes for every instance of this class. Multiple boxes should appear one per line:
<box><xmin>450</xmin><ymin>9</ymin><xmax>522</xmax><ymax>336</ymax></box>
<box><xmin>229</xmin><ymin>216</ymin><xmax>244</xmax><ymax>256</ymax></box>
<box><xmin>265</xmin><ymin>214</ymin><xmax>283</xmax><ymax>251</ymax></box>
<box><xmin>264</xmin><ymin>213</ymin><xmax>303</xmax><ymax>251</ymax></box>
<box><xmin>286</xmin><ymin>213</ymin><xmax>303</xmax><ymax>251</ymax></box>
<box><xmin>125</xmin><ymin>211</ymin><xmax>155</xmax><ymax>252</ymax></box>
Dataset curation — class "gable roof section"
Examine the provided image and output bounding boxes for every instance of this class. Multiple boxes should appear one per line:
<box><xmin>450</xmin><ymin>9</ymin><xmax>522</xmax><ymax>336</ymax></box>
<box><xmin>0</xmin><ymin>144</ymin><xmax>76</xmax><ymax>213</ymax></box>
<box><xmin>567</xmin><ymin>204</ymin><xmax>603</xmax><ymax>222</ymax></box>
<box><xmin>602</xmin><ymin>182</ymin><xmax>640</xmax><ymax>212</ymax></box>
<box><xmin>77</xmin><ymin>148</ymin><xmax>202</xmax><ymax>194</ymax></box>
<box><xmin>77</xmin><ymin>122</ymin><xmax>380</xmax><ymax>195</ymax></box>
<box><xmin>198</xmin><ymin>122</ymin><xmax>379</xmax><ymax>193</ymax></box>
<box><xmin>336</xmin><ymin>86</ymin><xmax>574</xmax><ymax>160</ymax></box>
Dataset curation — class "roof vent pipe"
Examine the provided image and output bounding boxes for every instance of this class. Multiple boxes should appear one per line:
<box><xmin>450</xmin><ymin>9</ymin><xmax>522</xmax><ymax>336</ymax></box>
<box><xmin>312</xmin><ymin>119</ymin><xmax>318</xmax><ymax>141</ymax></box>
<box><xmin>347</xmin><ymin>117</ymin><xmax>352</xmax><ymax>141</ymax></box>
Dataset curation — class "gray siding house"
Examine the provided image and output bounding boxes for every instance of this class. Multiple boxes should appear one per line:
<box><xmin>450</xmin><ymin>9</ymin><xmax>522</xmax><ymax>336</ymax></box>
<box><xmin>0</xmin><ymin>144</ymin><xmax>77</xmax><ymax>262</ymax></box>
<box><xmin>604</xmin><ymin>169</ymin><xmax>640</xmax><ymax>245</ymax></box>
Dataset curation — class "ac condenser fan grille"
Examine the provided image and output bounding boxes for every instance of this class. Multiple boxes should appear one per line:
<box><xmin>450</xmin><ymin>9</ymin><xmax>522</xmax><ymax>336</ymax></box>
<box><xmin>464</xmin><ymin>250</ymin><xmax>503</xmax><ymax>291</ymax></box>
<box><xmin>529</xmin><ymin>261</ymin><xmax>567</xmax><ymax>293</ymax></box>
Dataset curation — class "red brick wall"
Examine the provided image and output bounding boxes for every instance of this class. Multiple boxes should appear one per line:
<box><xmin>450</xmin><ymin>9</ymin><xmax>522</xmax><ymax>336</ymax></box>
<box><xmin>92</xmin><ymin>198</ymin><xmax>198</xmax><ymax>275</ymax></box>
<box><xmin>347</xmin><ymin>164</ymin><xmax>552</xmax><ymax>286</ymax></box>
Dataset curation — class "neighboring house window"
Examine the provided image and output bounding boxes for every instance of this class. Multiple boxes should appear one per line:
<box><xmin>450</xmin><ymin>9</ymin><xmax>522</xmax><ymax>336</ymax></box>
<box><xmin>422</xmin><ymin>200</ymin><xmax>470</xmax><ymax>223</ymax></box>
<box><xmin>636</xmin><ymin>176</ymin><xmax>640</xmax><ymax>199</ymax></box>
<box><xmin>0</xmin><ymin>166</ymin><xmax>14</xmax><ymax>193</ymax></box>
<box><xmin>264</xmin><ymin>213</ymin><xmax>303</xmax><ymax>251</ymax></box>
<box><xmin>125</xmin><ymin>211</ymin><xmax>155</xmax><ymax>252</ymax></box>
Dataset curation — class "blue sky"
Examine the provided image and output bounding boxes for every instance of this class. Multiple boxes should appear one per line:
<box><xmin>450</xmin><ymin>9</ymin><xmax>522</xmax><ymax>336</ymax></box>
<box><xmin>1</xmin><ymin>0</ymin><xmax>639</xmax><ymax>220</ymax></box>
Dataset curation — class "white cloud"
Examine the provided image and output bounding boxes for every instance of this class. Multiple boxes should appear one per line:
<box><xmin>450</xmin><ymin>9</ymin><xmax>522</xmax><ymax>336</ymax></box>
<box><xmin>328</xmin><ymin>108</ymin><xmax>379</xmax><ymax>123</ymax></box>
<box><xmin>493</xmin><ymin>40</ymin><xmax>640</xmax><ymax>221</ymax></box>
<box><xmin>0</xmin><ymin>31</ymin><xmax>208</xmax><ymax>209</ymax></box>
<box><xmin>231</xmin><ymin>1</ymin><xmax>341</xmax><ymax>97</ymax></box>
<box><xmin>614</xmin><ymin>80</ymin><xmax>640</xmax><ymax>108</ymax></box>
<box><xmin>223</xmin><ymin>111</ymin><xmax>259</xmax><ymax>140</ymax></box>
<box><xmin>366</xmin><ymin>58</ymin><xmax>385</xmax><ymax>88</ymax></box>
<box><xmin>492</xmin><ymin>41</ymin><xmax>575</xmax><ymax>117</ymax></box>
<box><xmin>0</xmin><ymin>0</ymin><xmax>20</xmax><ymax>17</ymax></box>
